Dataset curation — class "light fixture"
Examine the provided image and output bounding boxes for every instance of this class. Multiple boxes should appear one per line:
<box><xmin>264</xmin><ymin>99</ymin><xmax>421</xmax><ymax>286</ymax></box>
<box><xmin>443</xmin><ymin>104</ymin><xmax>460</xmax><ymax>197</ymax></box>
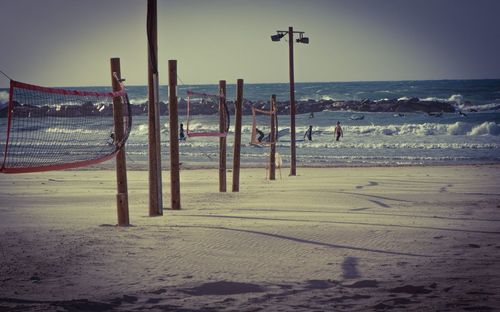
<box><xmin>270</xmin><ymin>33</ymin><xmax>286</xmax><ymax>42</ymax></box>
<box><xmin>296</xmin><ymin>33</ymin><xmax>309</xmax><ymax>44</ymax></box>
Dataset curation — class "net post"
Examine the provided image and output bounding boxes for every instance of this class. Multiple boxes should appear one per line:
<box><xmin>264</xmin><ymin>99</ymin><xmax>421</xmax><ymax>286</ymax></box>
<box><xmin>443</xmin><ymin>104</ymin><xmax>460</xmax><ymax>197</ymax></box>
<box><xmin>219</xmin><ymin>80</ymin><xmax>227</xmax><ymax>192</ymax></box>
<box><xmin>269</xmin><ymin>94</ymin><xmax>277</xmax><ymax>180</ymax></box>
<box><xmin>110</xmin><ymin>57</ymin><xmax>130</xmax><ymax>226</ymax></box>
<box><xmin>147</xmin><ymin>0</ymin><xmax>163</xmax><ymax>217</ymax></box>
<box><xmin>232</xmin><ymin>79</ymin><xmax>243</xmax><ymax>192</ymax></box>
<box><xmin>169</xmin><ymin>60</ymin><xmax>181</xmax><ymax>210</ymax></box>
<box><xmin>288</xmin><ymin>26</ymin><xmax>297</xmax><ymax>176</ymax></box>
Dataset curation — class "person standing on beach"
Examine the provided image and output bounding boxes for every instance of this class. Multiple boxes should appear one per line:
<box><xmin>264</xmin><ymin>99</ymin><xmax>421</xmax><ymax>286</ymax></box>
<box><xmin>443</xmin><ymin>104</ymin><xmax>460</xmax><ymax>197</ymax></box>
<box><xmin>335</xmin><ymin>121</ymin><xmax>343</xmax><ymax>141</ymax></box>
<box><xmin>179</xmin><ymin>123</ymin><xmax>186</xmax><ymax>141</ymax></box>
<box><xmin>304</xmin><ymin>125</ymin><xmax>313</xmax><ymax>141</ymax></box>
<box><xmin>256</xmin><ymin>128</ymin><xmax>265</xmax><ymax>142</ymax></box>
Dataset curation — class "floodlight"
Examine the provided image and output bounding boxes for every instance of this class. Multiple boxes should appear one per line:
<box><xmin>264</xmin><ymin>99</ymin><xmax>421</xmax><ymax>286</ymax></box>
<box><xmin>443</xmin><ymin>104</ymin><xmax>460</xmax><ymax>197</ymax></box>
<box><xmin>271</xmin><ymin>33</ymin><xmax>285</xmax><ymax>42</ymax></box>
<box><xmin>296</xmin><ymin>37</ymin><xmax>309</xmax><ymax>44</ymax></box>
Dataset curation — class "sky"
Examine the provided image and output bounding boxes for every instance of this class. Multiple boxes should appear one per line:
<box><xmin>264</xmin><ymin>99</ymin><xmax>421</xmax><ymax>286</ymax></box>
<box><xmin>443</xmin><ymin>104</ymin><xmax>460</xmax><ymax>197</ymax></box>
<box><xmin>1</xmin><ymin>0</ymin><xmax>499</xmax><ymax>88</ymax></box>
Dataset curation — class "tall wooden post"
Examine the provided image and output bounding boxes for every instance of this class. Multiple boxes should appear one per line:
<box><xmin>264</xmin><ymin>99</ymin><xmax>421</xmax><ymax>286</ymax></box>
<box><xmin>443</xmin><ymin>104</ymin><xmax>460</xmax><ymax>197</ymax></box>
<box><xmin>288</xmin><ymin>26</ymin><xmax>297</xmax><ymax>176</ymax></box>
<box><xmin>147</xmin><ymin>0</ymin><xmax>163</xmax><ymax>216</ymax></box>
<box><xmin>168</xmin><ymin>60</ymin><xmax>181</xmax><ymax>210</ymax></box>
<box><xmin>219</xmin><ymin>80</ymin><xmax>227</xmax><ymax>192</ymax></box>
<box><xmin>110</xmin><ymin>57</ymin><xmax>130</xmax><ymax>226</ymax></box>
<box><xmin>269</xmin><ymin>94</ymin><xmax>277</xmax><ymax>180</ymax></box>
<box><xmin>232</xmin><ymin>79</ymin><xmax>243</xmax><ymax>192</ymax></box>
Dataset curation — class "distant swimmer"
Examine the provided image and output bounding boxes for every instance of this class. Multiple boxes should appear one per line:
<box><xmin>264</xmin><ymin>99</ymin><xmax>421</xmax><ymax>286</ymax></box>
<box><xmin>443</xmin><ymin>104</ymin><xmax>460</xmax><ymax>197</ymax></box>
<box><xmin>428</xmin><ymin>111</ymin><xmax>443</xmax><ymax>117</ymax></box>
<box><xmin>179</xmin><ymin>123</ymin><xmax>186</xmax><ymax>141</ymax></box>
<box><xmin>256</xmin><ymin>128</ymin><xmax>265</xmax><ymax>143</ymax></box>
<box><xmin>334</xmin><ymin>121</ymin><xmax>343</xmax><ymax>141</ymax></box>
<box><xmin>458</xmin><ymin>110</ymin><xmax>468</xmax><ymax>117</ymax></box>
<box><xmin>309</xmin><ymin>112</ymin><xmax>314</xmax><ymax>118</ymax></box>
<box><xmin>304</xmin><ymin>125</ymin><xmax>313</xmax><ymax>141</ymax></box>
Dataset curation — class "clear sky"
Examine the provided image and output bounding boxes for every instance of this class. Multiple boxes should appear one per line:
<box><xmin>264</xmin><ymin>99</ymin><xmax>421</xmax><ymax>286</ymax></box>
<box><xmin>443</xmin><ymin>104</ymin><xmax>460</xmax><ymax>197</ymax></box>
<box><xmin>1</xmin><ymin>0</ymin><xmax>499</xmax><ymax>88</ymax></box>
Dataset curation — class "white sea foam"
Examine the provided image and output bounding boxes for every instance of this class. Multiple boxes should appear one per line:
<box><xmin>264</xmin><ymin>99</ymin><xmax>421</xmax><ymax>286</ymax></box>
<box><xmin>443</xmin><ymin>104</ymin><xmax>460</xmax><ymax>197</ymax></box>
<box><xmin>331</xmin><ymin>123</ymin><xmax>449</xmax><ymax>136</ymax></box>
<box><xmin>420</xmin><ymin>94</ymin><xmax>463</xmax><ymax>104</ymax></box>
<box><xmin>469</xmin><ymin>122</ymin><xmax>500</xmax><ymax>136</ymax></box>
<box><xmin>446</xmin><ymin>121</ymin><xmax>500</xmax><ymax>136</ymax></box>
<box><xmin>131</xmin><ymin>120</ymin><xmax>500</xmax><ymax>140</ymax></box>
<box><xmin>459</xmin><ymin>102</ymin><xmax>500</xmax><ymax>112</ymax></box>
<box><xmin>45</xmin><ymin>127</ymin><xmax>99</xmax><ymax>134</ymax></box>
<box><xmin>447</xmin><ymin>122</ymin><xmax>473</xmax><ymax>135</ymax></box>
<box><xmin>129</xmin><ymin>97</ymin><xmax>149</xmax><ymax>105</ymax></box>
<box><xmin>309</xmin><ymin>122</ymin><xmax>500</xmax><ymax>137</ymax></box>
<box><xmin>448</xmin><ymin>94</ymin><xmax>463</xmax><ymax>105</ymax></box>
<box><xmin>132</xmin><ymin>124</ymin><xmax>150</xmax><ymax>136</ymax></box>
<box><xmin>294</xmin><ymin>141</ymin><xmax>499</xmax><ymax>150</ymax></box>
<box><xmin>320</xmin><ymin>95</ymin><xmax>335</xmax><ymax>101</ymax></box>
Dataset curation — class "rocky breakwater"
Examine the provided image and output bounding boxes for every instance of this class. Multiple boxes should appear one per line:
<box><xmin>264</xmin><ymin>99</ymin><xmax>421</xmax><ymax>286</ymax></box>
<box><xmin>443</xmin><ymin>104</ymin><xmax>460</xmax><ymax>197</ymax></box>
<box><xmin>299</xmin><ymin>97</ymin><xmax>456</xmax><ymax>113</ymax></box>
<box><xmin>0</xmin><ymin>97</ymin><xmax>456</xmax><ymax>118</ymax></box>
<box><xmin>237</xmin><ymin>97</ymin><xmax>456</xmax><ymax>115</ymax></box>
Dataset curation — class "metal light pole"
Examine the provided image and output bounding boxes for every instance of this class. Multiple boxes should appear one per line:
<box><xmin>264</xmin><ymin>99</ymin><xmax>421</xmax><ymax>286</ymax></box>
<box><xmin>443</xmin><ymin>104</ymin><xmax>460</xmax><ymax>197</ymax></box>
<box><xmin>271</xmin><ymin>27</ymin><xmax>309</xmax><ymax>176</ymax></box>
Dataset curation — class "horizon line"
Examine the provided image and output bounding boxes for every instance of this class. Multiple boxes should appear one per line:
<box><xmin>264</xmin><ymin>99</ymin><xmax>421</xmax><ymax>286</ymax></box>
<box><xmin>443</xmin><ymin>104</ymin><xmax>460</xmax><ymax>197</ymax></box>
<box><xmin>1</xmin><ymin>77</ymin><xmax>500</xmax><ymax>90</ymax></box>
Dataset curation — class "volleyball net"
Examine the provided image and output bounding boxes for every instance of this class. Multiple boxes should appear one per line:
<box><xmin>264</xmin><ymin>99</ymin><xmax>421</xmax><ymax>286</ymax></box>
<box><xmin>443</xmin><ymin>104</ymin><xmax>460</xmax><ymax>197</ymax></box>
<box><xmin>0</xmin><ymin>77</ymin><xmax>131</xmax><ymax>173</ymax></box>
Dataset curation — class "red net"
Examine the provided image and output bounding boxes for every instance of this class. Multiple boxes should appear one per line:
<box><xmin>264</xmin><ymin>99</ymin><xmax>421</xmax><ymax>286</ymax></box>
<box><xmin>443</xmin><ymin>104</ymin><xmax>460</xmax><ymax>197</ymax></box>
<box><xmin>0</xmin><ymin>79</ymin><xmax>131</xmax><ymax>173</ymax></box>
<box><xmin>185</xmin><ymin>90</ymin><xmax>229</xmax><ymax>138</ymax></box>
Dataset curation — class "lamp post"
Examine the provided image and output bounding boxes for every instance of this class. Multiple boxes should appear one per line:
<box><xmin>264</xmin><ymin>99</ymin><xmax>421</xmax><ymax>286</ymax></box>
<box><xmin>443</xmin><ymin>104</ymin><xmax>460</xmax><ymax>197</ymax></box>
<box><xmin>271</xmin><ymin>26</ymin><xmax>309</xmax><ymax>176</ymax></box>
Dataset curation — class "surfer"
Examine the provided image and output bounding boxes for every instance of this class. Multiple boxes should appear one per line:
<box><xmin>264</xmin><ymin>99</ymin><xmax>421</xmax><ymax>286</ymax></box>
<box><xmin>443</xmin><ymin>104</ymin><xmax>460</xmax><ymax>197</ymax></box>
<box><xmin>179</xmin><ymin>123</ymin><xmax>186</xmax><ymax>141</ymax></box>
<box><xmin>108</xmin><ymin>132</ymin><xmax>115</xmax><ymax>146</ymax></box>
<box><xmin>304</xmin><ymin>125</ymin><xmax>313</xmax><ymax>141</ymax></box>
<box><xmin>334</xmin><ymin>121</ymin><xmax>343</xmax><ymax>141</ymax></box>
<box><xmin>256</xmin><ymin>128</ymin><xmax>265</xmax><ymax>142</ymax></box>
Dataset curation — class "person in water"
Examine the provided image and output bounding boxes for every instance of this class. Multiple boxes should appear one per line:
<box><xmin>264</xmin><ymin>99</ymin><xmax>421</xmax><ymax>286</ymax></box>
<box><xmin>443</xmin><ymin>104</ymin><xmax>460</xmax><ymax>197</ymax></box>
<box><xmin>334</xmin><ymin>121</ymin><xmax>343</xmax><ymax>141</ymax></box>
<box><xmin>256</xmin><ymin>128</ymin><xmax>265</xmax><ymax>142</ymax></box>
<box><xmin>179</xmin><ymin>123</ymin><xmax>186</xmax><ymax>141</ymax></box>
<box><xmin>304</xmin><ymin>125</ymin><xmax>313</xmax><ymax>141</ymax></box>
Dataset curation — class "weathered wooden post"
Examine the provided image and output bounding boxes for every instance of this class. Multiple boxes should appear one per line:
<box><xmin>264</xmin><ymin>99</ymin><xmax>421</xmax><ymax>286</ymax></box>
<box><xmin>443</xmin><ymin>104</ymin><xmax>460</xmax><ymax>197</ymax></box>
<box><xmin>169</xmin><ymin>60</ymin><xmax>181</xmax><ymax>210</ymax></box>
<box><xmin>269</xmin><ymin>94</ymin><xmax>277</xmax><ymax>180</ymax></box>
<box><xmin>288</xmin><ymin>26</ymin><xmax>297</xmax><ymax>176</ymax></box>
<box><xmin>147</xmin><ymin>0</ymin><xmax>163</xmax><ymax>216</ymax></box>
<box><xmin>110</xmin><ymin>57</ymin><xmax>130</xmax><ymax>226</ymax></box>
<box><xmin>232</xmin><ymin>79</ymin><xmax>243</xmax><ymax>192</ymax></box>
<box><xmin>219</xmin><ymin>80</ymin><xmax>227</xmax><ymax>192</ymax></box>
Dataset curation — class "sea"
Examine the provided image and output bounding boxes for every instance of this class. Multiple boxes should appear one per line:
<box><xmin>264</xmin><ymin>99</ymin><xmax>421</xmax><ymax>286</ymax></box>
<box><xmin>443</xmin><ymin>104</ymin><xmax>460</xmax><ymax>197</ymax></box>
<box><xmin>1</xmin><ymin>79</ymin><xmax>500</xmax><ymax>168</ymax></box>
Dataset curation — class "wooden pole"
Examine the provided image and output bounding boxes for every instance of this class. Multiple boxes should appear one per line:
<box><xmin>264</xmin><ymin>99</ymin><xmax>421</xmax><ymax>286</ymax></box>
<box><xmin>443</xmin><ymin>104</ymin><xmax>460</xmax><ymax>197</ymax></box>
<box><xmin>147</xmin><ymin>0</ymin><xmax>163</xmax><ymax>216</ymax></box>
<box><xmin>232</xmin><ymin>79</ymin><xmax>243</xmax><ymax>192</ymax></box>
<box><xmin>288</xmin><ymin>26</ymin><xmax>297</xmax><ymax>176</ymax></box>
<box><xmin>110</xmin><ymin>57</ymin><xmax>130</xmax><ymax>226</ymax></box>
<box><xmin>219</xmin><ymin>80</ymin><xmax>227</xmax><ymax>192</ymax></box>
<box><xmin>168</xmin><ymin>60</ymin><xmax>181</xmax><ymax>210</ymax></box>
<box><xmin>269</xmin><ymin>94</ymin><xmax>276</xmax><ymax>180</ymax></box>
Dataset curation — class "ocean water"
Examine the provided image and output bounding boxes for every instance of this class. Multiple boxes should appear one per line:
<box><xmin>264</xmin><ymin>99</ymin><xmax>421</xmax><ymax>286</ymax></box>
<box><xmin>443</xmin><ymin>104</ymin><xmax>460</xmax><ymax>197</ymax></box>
<box><xmin>123</xmin><ymin>110</ymin><xmax>500</xmax><ymax>168</ymax></box>
<box><xmin>1</xmin><ymin>80</ymin><xmax>500</xmax><ymax>168</ymax></box>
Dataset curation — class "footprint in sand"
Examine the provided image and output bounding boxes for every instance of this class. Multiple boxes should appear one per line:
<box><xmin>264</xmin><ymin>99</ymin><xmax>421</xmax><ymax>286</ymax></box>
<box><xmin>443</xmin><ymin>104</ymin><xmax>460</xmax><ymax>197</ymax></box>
<box><xmin>440</xmin><ymin>184</ymin><xmax>454</xmax><ymax>193</ymax></box>
<box><xmin>349</xmin><ymin>207</ymin><xmax>371</xmax><ymax>211</ymax></box>
<box><xmin>389</xmin><ymin>284</ymin><xmax>432</xmax><ymax>294</ymax></box>
<box><xmin>344</xmin><ymin>279</ymin><xmax>379</xmax><ymax>288</ymax></box>
<box><xmin>356</xmin><ymin>181</ymin><xmax>379</xmax><ymax>189</ymax></box>
<box><xmin>180</xmin><ymin>281</ymin><xmax>266</xmax><ymax>296</ymax></box>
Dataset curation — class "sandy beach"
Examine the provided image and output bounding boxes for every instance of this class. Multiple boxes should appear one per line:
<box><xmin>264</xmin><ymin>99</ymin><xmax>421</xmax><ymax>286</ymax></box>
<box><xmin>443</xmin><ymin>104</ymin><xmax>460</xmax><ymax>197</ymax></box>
<box><xmin>1</xmin><ymin>165</ymin><xmax>500</xmax><ymax>311</ymax></box>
